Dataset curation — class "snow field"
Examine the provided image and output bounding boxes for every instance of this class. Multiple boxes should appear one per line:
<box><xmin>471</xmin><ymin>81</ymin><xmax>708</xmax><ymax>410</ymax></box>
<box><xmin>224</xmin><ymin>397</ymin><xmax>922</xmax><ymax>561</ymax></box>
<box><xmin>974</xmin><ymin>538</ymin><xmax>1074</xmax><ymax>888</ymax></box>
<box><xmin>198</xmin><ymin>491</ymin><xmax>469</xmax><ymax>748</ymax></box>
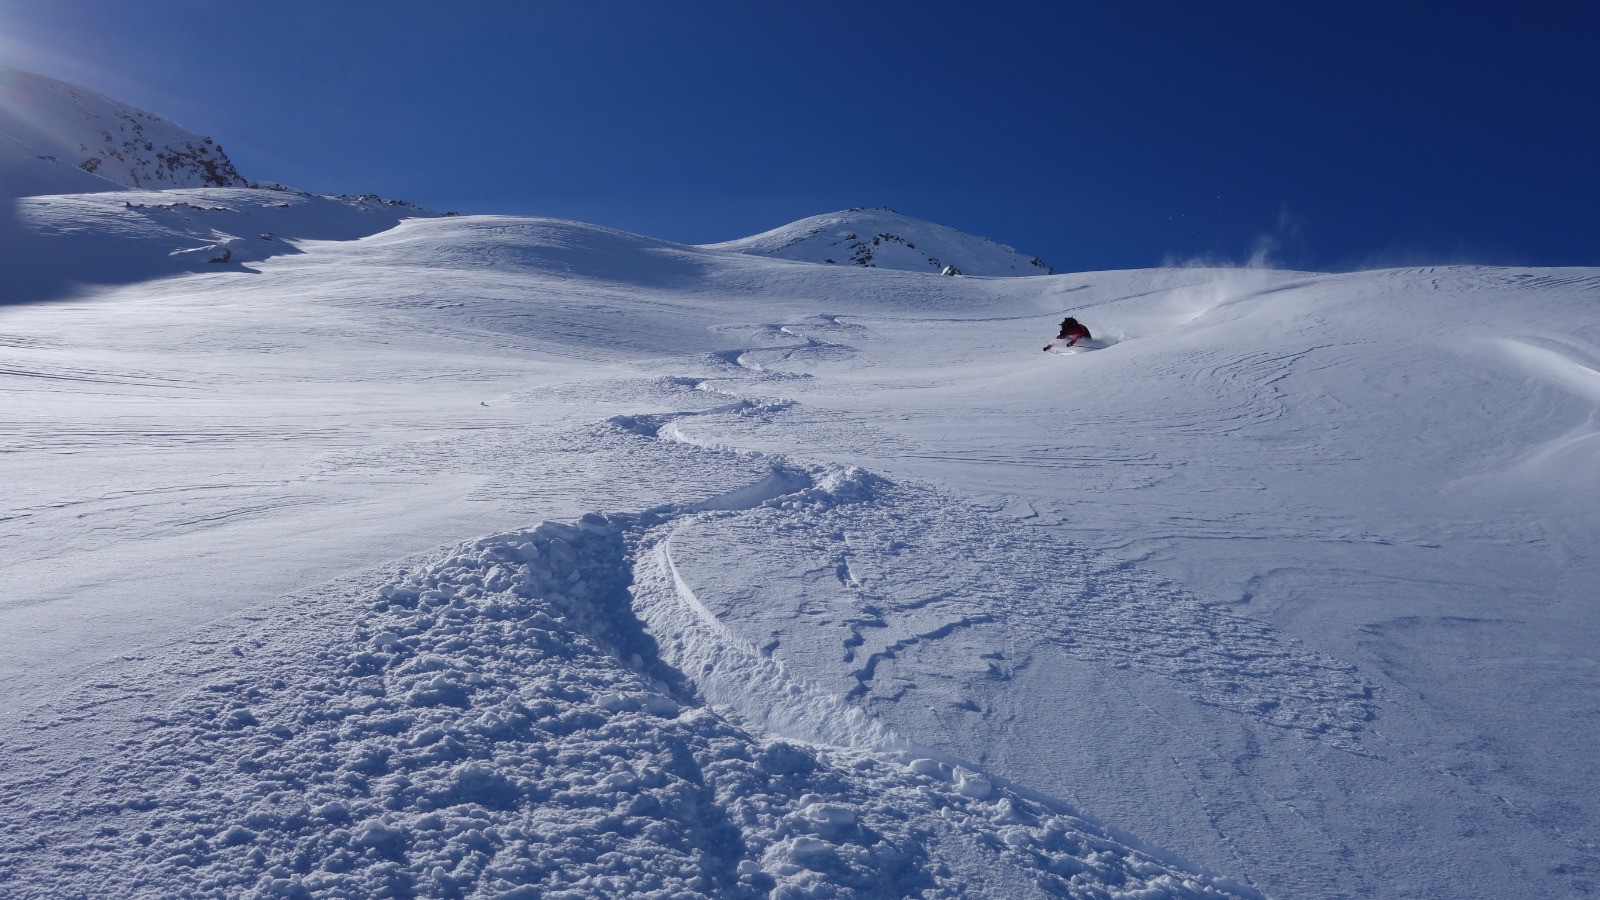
<box><xmin>631</xmin><ymin>371</ymin><xmax>1373</xmax><ymax>750</ymax></box>
<box><xmin>586</xmin><ymin>274</ymin><xmax>1600</xmax><ymax>896</ymax></box>
<box><xmin>4</xmin><ymin>202</ymin><xmax>1599</xmax><ymax>897</ymax></box>
<box><xmin>2</xmin><ymin>188</ymin><xmax>438</xmax><ymax>305</ymax></box>
<box><xmin>0</xmin><ymin>489</ymin><xmax>1256</xmax><ymax>899</ymax></box>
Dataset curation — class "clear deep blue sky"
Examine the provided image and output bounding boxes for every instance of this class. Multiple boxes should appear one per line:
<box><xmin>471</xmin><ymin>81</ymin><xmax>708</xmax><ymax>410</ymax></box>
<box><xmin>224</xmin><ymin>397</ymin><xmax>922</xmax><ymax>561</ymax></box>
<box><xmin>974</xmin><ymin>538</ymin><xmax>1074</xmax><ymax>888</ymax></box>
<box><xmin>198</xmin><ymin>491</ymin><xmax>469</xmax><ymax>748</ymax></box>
<box><xmin>3</xmin><ymin>1</ymin><xmax>1596</xmax><ymax>271</ymax></box>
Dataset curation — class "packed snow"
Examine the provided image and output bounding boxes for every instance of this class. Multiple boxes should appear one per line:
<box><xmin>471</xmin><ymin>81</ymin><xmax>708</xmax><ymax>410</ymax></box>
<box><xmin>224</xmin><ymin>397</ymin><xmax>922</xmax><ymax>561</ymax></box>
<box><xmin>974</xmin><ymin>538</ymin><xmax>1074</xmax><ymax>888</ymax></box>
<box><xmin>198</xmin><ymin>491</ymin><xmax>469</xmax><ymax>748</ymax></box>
<box><xmin>3</xmin><ymin>76</ymin><xmax>1599</xmax><ymax>900</ymax></box>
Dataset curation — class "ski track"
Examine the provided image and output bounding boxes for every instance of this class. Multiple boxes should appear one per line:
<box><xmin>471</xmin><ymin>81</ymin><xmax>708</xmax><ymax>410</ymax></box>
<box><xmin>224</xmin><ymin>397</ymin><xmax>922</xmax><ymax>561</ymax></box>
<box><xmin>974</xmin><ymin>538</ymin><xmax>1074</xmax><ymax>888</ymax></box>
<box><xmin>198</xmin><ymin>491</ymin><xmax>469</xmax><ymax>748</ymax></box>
<box><xmin>0</xmin><ymin>328</ymin><xmax>1273</xmax><ymax>898</ymax></box>
<box><xmin>0</xmin><ymin>306</ymin><xmax>1395</xmax><ymax>899</ymax></box>
<box><xmin>0</xmin><ymin>489</ymin><xmax>1256</xmax><ymax>898</ymax></box>
<box><xmin>656</xmin><ymin>333</ymin><xmax>1375</xmax><ymax>751</ymax></box>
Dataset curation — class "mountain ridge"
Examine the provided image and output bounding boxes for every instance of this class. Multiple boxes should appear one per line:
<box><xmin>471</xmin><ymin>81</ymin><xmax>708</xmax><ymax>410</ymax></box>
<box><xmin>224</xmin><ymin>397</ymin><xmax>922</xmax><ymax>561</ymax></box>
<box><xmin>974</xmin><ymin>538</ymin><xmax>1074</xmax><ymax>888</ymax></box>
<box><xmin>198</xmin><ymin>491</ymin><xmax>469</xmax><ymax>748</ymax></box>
<box><xmin>703</xmin><ymin>207</ymin><xmax>1056</xmax><ymax>277</ymax></box>
<box><xmin>0</xmin><ymin>66</ymin><xmax>247</xmax><ymax>195</ymax></box>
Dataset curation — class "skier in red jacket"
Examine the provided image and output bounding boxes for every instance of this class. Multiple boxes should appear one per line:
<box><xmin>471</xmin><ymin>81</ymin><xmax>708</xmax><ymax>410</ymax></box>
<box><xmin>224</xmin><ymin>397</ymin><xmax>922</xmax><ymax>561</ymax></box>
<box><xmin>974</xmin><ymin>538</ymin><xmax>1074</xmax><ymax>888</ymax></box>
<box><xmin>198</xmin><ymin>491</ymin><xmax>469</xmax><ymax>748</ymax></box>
<box><xmin>1044</xmin><ymin>316</ymin><xmax>1092</xmax><ymax>351</ymax></box>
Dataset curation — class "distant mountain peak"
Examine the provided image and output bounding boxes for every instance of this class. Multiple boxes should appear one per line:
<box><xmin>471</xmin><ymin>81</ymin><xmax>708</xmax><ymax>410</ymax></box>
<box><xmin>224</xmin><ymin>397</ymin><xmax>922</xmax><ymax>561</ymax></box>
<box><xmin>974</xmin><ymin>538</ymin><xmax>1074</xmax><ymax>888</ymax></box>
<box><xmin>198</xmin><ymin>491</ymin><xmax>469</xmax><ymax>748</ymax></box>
<box><xmin>0</xmin><ymin>66</ymin><xmax>247</xmax><ymax>195</ymax></box>
<box><xmin>703</xmin><ymin>207</ymin><xmax>1055</xmax><ymax>277</ymax></box>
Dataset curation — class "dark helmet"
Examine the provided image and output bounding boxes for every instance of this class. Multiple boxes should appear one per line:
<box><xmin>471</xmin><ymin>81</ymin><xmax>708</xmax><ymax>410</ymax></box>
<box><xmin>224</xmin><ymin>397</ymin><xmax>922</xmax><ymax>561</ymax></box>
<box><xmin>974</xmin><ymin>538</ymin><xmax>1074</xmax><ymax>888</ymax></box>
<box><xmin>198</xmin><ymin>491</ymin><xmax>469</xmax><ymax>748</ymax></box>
<box><xmin>1061</xmin><ymin>316</ymin><xmax>1078</xmax><ymax>326</ymax></box>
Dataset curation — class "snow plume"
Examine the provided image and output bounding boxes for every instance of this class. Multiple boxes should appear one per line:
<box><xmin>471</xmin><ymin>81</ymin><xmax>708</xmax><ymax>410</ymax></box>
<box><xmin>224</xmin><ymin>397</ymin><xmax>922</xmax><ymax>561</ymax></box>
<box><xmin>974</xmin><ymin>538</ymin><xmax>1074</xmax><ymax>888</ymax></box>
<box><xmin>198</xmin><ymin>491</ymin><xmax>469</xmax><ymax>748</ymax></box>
<box><xmin>1244</xmin><ymin>233</ymin><xmax>1279</xmax><ymax>269</ymax></box>
<box><xmin>1161</xmin><ymin>241</ymin><xmax>1280</xmax><ymax>272</ymax></box>
<box><xmin>1253</xmin><ymin>203</ymin><xmax>1305</xmax><ymax>269</ymax></box>
<box><xmin>1162</xmin><ymin>204</ymin><xmax>1305</xmax><ymax>272</ymax></box>
<box><xmin>1143</xmin><ymin>211</ymin><xmax>1320</xmax><ymax>335</ymax></box>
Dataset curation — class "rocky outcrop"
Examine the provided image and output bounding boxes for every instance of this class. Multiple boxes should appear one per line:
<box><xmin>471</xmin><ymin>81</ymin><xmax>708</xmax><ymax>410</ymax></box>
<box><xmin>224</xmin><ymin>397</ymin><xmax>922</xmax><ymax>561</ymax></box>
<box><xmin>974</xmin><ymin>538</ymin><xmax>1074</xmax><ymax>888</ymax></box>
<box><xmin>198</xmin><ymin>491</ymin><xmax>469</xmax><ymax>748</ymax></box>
<box><xmin>0</xmin><ymin>66</ymin><xmax>249</xmax><ymax>192</ymax></box>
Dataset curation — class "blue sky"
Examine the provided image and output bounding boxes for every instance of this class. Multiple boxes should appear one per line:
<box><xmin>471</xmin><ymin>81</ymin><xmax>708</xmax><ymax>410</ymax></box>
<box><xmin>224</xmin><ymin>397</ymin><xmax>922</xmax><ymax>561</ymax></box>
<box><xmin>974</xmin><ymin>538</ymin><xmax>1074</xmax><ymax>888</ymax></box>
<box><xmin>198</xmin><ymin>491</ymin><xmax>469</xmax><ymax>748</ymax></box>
<box><xmin>2</xmin><ymin>1</ymin><xmax>1595</xmax><ymax>271</ymax></box>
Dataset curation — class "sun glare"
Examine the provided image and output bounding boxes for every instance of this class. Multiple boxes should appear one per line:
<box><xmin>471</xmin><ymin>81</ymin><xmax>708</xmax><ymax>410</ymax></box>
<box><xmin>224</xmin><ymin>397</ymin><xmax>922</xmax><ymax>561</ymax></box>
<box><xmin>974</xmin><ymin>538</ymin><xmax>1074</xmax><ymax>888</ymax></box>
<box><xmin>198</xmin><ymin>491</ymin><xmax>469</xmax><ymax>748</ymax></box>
<box><xmin>0</xmin><ymin>4</ymin><xmax>120</xmax><ymax>114</ymax></box>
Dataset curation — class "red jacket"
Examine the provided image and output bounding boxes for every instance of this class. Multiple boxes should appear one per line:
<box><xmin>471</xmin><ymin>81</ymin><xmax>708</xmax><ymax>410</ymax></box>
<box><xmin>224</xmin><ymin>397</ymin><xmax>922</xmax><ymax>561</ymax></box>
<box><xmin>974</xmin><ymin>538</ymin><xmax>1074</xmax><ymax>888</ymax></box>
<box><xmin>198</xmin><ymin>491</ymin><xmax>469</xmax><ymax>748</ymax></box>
<box><xmin>1058</xmin><ymin>323</ymin><xmax>1091</xmax><ymax>343</ymax></box>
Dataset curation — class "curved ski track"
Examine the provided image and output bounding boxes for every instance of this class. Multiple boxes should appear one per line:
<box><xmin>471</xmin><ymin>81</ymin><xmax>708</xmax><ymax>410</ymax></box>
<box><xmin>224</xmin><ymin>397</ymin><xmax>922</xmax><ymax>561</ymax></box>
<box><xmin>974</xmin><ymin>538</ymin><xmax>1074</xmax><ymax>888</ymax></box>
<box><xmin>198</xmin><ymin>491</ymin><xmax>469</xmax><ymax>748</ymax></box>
<box><xmin>0</xmin><ymin>320</ymin><xmax>1358</xmax><ymax>898</ymax></box>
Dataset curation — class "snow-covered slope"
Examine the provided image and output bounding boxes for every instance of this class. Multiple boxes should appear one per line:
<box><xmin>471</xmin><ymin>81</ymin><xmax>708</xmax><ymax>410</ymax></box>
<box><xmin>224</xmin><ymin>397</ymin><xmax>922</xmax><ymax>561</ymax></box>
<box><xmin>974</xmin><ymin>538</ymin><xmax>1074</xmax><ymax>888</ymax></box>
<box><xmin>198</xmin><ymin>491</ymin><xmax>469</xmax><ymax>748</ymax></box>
<box><xmin>0</xmin><ymin>131</ymin><xmax>125</xmax><ymax>198</ymax></box>
<box><xmin>2</xmin><ymin>74</ymin><xmax>1598</xmax><ymax>896</ymax></box>
<box><xmin>703</xmin><ymin>207</ymin><xmax>1055</xmax><ymax>276</ymax></box>
<box><xmin>0</xmin><ymin>66</ymin><xmax>246</xmax><ymax>192</ymax></box>
<box><xmin>0</xmin><ymin>187</ymin><xmax>439</xmax><ymax>305</ymax></box>
<box><xmin>0</xmin><ymin>212</ymin><xmax>1267</xmax><ymax>898</ymax></box>
<box><xmin>2</xmin><ymin>204</ymin><xmax>1597</xmax><ymax>897</ymax></box>
<box><xmin>0</xmin><ymin>70</ymin><xmax>449</xmax><ymax>310</ymax></box>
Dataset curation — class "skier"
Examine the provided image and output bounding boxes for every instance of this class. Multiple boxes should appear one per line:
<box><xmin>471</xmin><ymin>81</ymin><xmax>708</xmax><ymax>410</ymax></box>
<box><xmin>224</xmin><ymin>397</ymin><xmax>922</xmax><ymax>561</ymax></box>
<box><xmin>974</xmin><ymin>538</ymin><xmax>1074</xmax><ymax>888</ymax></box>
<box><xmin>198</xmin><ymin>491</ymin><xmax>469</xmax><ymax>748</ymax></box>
<box><xmin>1044</xmin><ymin>316</ymin><xmax>1092</xmax><ymax>351</ymax></box>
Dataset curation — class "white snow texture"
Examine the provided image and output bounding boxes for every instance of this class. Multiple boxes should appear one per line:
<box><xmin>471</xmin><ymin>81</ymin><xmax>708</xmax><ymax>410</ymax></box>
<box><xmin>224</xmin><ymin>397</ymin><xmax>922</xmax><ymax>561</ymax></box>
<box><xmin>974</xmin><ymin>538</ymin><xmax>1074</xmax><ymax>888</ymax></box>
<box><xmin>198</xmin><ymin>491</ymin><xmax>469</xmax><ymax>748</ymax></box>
<box><xmin>703</xmin><ymin>208</ymin><xmax>1054</xmax><ymax>276</ymax></box>
<box><xmin>3</xmin><ymin>70</ymin><xmax>1599</xmax><ymax>900</ymax></box>
<box><xmin>0</xmin><ymin>65</ymin><xmax>246</xmax><ymax>194</ymax></box>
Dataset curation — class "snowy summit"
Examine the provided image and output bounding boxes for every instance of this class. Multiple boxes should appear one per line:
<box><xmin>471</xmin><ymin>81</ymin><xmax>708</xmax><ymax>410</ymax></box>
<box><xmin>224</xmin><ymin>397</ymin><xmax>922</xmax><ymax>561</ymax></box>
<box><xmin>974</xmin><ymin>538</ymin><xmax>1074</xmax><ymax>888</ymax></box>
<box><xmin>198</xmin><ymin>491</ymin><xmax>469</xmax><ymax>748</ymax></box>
<box><xmin>0</xmin><ymin>65</ymin><xmax>246</xmax><ymax>197</ymax></box>
<box><xmin>704</xmin><ymin>207</ymin><xmax>1056</xmax><ymax>276</ymax></box>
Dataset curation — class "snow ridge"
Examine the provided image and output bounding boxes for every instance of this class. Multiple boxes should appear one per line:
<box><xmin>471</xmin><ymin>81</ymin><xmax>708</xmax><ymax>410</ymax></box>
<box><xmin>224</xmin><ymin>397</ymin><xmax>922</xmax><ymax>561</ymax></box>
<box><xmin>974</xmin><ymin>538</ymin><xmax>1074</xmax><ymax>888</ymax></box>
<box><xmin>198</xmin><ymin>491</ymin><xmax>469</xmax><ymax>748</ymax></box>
<box><xmin>0</xmin><ymin>66</ymin><xmax>246</xmax><ymax>192</ymax></box>
<box><xmin>703</xmin><ymin>208</ymin><xmax>1055</xmax><ymax>277</ymax></box>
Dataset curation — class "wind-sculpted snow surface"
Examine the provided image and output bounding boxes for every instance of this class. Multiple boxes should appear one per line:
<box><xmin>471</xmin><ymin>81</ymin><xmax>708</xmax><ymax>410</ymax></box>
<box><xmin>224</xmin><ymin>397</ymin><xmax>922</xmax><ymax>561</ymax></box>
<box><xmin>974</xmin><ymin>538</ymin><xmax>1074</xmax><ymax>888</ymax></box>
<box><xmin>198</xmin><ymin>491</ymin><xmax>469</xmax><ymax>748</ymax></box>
<box><xmin>0</xmin><ymin>510</ymin><xmax>1255</xmax><ymax>899</ymax></box>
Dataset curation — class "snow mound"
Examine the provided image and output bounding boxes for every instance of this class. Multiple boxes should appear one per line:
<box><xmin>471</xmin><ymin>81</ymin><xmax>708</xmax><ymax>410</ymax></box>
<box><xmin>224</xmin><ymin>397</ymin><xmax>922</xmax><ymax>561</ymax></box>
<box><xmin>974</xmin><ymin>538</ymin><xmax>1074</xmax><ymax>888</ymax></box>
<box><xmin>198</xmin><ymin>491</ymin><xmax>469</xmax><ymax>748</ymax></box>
<box><xmin>0</xmin><ymin>66</ymin><xmax>247</xmax><ymax>192</ymax></box>
<box><xmin>703</xmin><ymin>207</ymin><xmax>1055</xmax><ymax>277</ymax></box>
